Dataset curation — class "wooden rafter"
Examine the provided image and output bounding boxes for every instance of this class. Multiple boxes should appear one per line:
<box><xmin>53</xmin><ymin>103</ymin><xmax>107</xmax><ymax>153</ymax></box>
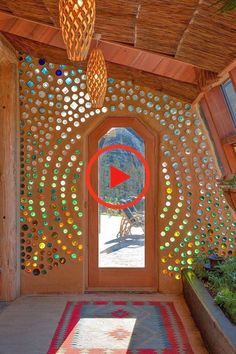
<box><xmin>5</xmin><ymin>32</ymin><xmax>199</xmax><ymax>102</ymax></box>
<box><xmin>0</xmin><ymin>11</ymin><xmax>197</xmax><ymax>84</ymax></box>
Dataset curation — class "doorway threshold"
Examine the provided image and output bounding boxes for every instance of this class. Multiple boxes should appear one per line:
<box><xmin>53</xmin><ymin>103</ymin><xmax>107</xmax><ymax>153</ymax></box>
<box><xmin>85</xmin><ymin>287</ymin><xmax>157</xmax><ymax>293</ymax></box>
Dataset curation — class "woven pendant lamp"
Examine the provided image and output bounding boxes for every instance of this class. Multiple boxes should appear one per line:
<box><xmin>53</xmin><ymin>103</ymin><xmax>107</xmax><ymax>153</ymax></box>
<box><xmin>59</xmin><ymin>0</ymin><xmax>95</xmax><ymax>61</ymax></box>
<box><xmin>86</xmin><ymin>48</ymin><xmax>107</xmax><ymax>108</ymax></box>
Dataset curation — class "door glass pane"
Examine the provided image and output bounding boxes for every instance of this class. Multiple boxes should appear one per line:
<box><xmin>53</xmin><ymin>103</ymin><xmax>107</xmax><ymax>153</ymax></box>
<box><xmin>98</xmin><ymin>128</ymin><xmax>145</xmax><ymax>268</ymax></box>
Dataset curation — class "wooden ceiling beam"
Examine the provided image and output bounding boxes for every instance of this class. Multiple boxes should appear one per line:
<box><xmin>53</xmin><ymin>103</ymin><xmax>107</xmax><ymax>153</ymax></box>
<box><xmin>0</xmin><ymin>33</ymin><xmax>18</xmax><ymax>64</ymax></box>
<box><xmin>106</xmin><ymin>62</ymin><xmax>200</xmax><ymax>102</ymax></box>
<box><xmin>4</xmin><ymin>33</ymin><xmax>200</xmax><ymax>102</ymax></box>
<box><xmin>0</xmin><ymin>11</ymin><xmax>197</xmax><ymax>84</ymax></box>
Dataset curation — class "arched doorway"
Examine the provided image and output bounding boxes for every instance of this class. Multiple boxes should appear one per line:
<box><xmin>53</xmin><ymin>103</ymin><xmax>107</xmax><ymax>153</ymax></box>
<box><xmin>86</xmin><ymin>117</ymin><xmax>158</xmax><ymax>290</ymax></box>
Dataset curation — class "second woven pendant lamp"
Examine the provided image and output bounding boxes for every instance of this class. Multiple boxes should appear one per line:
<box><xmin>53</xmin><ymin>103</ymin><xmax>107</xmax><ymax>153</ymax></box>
<box><xmin>86</xmin><ymin>48</ymin><xmax>107</xmax><ymax>108</ymax></box>
<box><xmin>59</xmin><ymin>0</ymin><xmax>95</xmax><ymax>61</ymax></box>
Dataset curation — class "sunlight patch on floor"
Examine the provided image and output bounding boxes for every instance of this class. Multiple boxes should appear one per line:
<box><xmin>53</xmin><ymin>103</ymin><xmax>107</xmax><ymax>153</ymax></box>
<box><xmin>58</xmin><ymin>318</ymin><xmax>136</xmax><ymax>350</ymax></box>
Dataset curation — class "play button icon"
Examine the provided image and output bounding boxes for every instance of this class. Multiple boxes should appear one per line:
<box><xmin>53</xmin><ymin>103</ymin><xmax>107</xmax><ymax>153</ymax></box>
<box><xmin>86</xmin><ymin>144</ymin><xmax>150</xmax><ymax>209</ymax></box>
<box><xmin>110</xmin><ymin>166</ymin><xmax>130</xmax><ymax>188</ymax></box>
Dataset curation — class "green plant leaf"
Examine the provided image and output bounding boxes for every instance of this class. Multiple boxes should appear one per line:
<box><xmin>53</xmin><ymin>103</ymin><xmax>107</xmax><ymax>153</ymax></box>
<box><xmin>219</xmin><ymin>0</ymin><xmax>236</xmax><ymax>12</ymax></box>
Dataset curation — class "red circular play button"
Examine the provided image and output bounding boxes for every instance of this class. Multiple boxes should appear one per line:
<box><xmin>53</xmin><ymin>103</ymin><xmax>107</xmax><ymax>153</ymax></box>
<box><xmin>86</xmin><ymin>144</ymin><xmax>150</xmax><ymax>209</ymax></box>
<box><xmin>110</xmin><ymin>165</ymin><xmax>130</xmax><ymax>188</ymax></box>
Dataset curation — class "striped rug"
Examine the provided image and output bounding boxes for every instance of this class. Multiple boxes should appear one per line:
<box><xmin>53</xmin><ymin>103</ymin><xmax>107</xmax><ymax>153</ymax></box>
<box><xmin>47</xmin><ymin>301</ymin><xmax>193</xmax><ymax>354</ymax></box>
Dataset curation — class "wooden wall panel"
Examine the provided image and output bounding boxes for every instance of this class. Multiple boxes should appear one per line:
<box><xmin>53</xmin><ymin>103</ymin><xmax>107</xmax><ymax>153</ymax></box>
<box><xmin>0</xmin><ymin>38</ymin><xmax>20</xmax><ymax>301</ymax></box>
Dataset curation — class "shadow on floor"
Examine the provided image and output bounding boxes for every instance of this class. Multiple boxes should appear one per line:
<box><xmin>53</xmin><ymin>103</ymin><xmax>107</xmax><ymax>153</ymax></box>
<box><xmin>0</xmin><ymin>302</ymin><xmax>8</xmax><ymax>314</ymax></box>
<box><xmin>101</xmin><ymin>234</ymin><xmax>144</xmax><ymax>254</ymax></box>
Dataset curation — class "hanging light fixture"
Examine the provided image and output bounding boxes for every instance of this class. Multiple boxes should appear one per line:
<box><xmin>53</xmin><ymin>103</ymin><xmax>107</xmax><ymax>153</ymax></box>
<box><xmin>86</xmin><ymin>48</ymin><xmax>107</xmax><ymax>108</ymax></box>
<box><xmin>59</xmin><ymin>0</ymin><xmax>95</xmax><ymax>61</ymax></box>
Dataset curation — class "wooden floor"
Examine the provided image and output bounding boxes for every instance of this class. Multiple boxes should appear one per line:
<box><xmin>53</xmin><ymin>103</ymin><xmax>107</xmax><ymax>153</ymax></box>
<box><xmin>0</xmin><ymin>294</ymin><xmax>208</xmax><ymax>354</ymax></box>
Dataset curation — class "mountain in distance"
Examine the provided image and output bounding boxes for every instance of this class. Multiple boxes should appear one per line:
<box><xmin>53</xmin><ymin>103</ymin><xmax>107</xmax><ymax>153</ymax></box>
<box><xmin>98</xmin><ymin>128</ymin><xmax>145</xmax><ymax>208</ymax></box>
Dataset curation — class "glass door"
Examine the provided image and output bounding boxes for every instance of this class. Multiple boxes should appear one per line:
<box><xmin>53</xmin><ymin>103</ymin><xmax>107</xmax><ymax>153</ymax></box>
<box><xmin>87</xmin><ymin>117</ymin><xmax>157</xmax><ymax>290</ymax></box>
<box><xmin>98</xmin><ymin>128</ymin><xmax>145</xmax><ymax>268</ymax></box>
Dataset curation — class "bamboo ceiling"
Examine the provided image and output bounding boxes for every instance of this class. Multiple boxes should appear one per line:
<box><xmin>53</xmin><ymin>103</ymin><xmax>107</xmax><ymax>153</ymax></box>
<box><xmin>0</xmin><ymin>0</ymin><xmax>235</xmax><ymax>101</ymax></box>
<box><xmin>0</xmin><ymin>0</ymin><xmax>235</xmax><ymax>72</ymax></box>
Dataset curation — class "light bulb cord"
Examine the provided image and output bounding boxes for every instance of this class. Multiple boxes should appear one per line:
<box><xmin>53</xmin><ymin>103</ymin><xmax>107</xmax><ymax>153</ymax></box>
<box><xmin>94</xmin><ymin>33</ymin><xmax>101</xmax><ymax>48</ymax></box>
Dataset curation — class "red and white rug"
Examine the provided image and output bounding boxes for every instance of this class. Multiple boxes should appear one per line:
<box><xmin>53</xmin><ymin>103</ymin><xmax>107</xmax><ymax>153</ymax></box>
<box><xmin>47</xmin><ymin>301</ymin><xmax>193</xmax><ymax>353</ymax></box>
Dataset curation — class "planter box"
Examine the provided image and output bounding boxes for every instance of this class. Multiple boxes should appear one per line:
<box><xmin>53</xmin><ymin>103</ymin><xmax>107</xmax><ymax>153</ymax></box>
<box><xmin>182</xmin><ymin>269</ymin><xmax>236</xmax><ymax>354</ymax></box>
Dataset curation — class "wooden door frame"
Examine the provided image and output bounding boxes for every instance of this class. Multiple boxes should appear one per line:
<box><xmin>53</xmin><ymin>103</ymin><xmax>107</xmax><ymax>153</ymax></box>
<box><xmin>83</xmin><ymin>115</ymin><xmax>159</xmax><ymax>292</ymax></box>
